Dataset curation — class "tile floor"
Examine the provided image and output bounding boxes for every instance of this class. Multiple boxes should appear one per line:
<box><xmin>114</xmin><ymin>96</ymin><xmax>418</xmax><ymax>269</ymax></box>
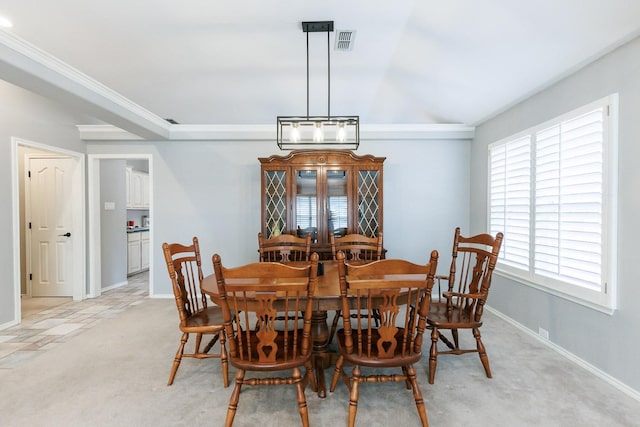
<box><xmin>0</xmin><ymin>272</ymin><xmax>149</xmax><ymax>370</ymax></box>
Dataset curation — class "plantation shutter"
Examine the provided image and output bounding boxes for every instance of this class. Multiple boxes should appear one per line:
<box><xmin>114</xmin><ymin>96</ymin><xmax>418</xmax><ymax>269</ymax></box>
<box><xmin>296</xmin><ymin>196</ymin><xmax>317</xmax><ymax>229</ymax></box>
<box><xmin>489</xmin><ymin>135</ymin><xmax>531</xmax><ymax>269</ymax></box>
<box><xmin>534</xmin><ymin>108</ymin><xmax>604</xmax><ymax>290</ymax></box>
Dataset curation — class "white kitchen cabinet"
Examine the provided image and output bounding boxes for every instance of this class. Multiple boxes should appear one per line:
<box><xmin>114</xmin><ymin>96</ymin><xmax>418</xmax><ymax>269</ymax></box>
<box><xmin>140</xmin><ymin>173</ymin><xmax>150</xmax><ymax>208</ymax></box>
<box><xmin>127</xmin><ymin>230</ymin><xmax>149</xmax><ymax>275</ymax></box>
<box><xmin>140</xmin><ymin>231</ymin><xmax>150</xmax><ymax>270</ymax></box>
<box><xmin>126</xmin><ymin>168</ymin><xmax>149</xmax><ymax>209</ymax></box>
<box><xmin>127</xmin><ymin>232</ymin><xmax>142</xmax><ymax>275</ymax></box>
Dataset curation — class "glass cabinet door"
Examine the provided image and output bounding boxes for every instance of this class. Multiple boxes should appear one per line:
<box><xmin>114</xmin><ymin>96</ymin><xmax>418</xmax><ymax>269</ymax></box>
<box><xmin>294</xmin><ymin>169</ymin><xmax>318</xmax><ymax>243</ymax></box>
<box><xmin>357</xmin><ymin>170</ymin><xmax>381</xmax><ymax>237</ymax></box>
<box><xmin>263</xmin><ymin>169</ymin><xmax>287</xmax><ymax>238</ymax></box>
<box><xmin>326</xmin><ymin>169</ymin><xmax>349</xmax><ymax>238</ymax></box>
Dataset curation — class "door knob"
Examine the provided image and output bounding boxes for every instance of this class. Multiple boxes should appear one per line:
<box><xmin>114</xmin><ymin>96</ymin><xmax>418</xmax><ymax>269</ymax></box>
<box><xmin>59</xmin><ymin>232</ymin><xmax>71</xmax><ymax>237</ymax></box>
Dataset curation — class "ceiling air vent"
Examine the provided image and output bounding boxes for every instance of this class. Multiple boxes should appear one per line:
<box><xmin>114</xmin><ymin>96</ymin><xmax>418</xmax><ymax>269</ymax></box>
<box><xmin>335</xmin><ymin>30</ymin><xmax>356</xmax><ymax>51</ymax></box>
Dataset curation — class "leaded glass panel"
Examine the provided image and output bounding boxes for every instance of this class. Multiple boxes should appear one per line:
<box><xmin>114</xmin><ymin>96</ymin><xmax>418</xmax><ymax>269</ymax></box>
<box><xmin>264</xmin><ymin>170</ymin><xmax>287</xmax><ymax>238</ymax></box>
<box><xmin>357</xmin><ymin>170</ymin><xmax>380</xmax><ymax>237</ymax></box>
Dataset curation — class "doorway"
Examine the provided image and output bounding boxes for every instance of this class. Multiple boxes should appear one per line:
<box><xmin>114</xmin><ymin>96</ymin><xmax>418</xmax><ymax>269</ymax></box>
<box><xmin>87</xmin><ymin>154</ymin><xmax>153</xmax><ymax>299</ymax></box>
<box><xmin>12</xmin><ymin>138</ymin><xmax>86</xmax><ymax>322</ymax></box>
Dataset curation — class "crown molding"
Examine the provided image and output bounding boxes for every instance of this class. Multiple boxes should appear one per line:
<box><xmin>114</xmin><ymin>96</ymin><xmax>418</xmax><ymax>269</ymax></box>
<box><xmin>360</xmin><ymin>123</ymin><xmax>474</xmax><ymax>140</ymax></box>
<box><xmin>76</xmin><ymin>125</ymin><xmax>144</xmax><ymax>141</ymax></box>
<box><xmin>78</xmin><ymin>123</ymin><xmax>474</xmax><ymax>141</ymax></box>
<box><xmin>0</xmin><ymin>29</ymin><xmax>169</xmax><ymax>139</ymax></box>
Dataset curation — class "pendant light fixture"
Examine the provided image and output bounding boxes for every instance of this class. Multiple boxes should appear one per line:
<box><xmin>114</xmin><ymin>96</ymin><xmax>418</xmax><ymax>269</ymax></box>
<box><xmin>277</xmin><ymin>21</ymin><xmax>359</xmax><ymax>150</ymax></box>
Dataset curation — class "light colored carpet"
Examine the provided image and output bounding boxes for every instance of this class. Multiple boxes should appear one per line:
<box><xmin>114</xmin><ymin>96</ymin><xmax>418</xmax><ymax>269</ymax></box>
<box><xmin>0</xmin><ymin>298</ymin><xmax>638</xmax><ymax>426</ymax></box>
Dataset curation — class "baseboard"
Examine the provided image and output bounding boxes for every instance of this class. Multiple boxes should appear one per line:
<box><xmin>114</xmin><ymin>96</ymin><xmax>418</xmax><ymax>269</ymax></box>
<box><xmin>149</xmin><ymin>293</ymin><xmax>174</xmax><ymax>299</ymax></box>
<box><xmin>485</xmin><ymin>305</ymin><xmax>640</xmax><ymax>403</ymax></box>
<box><xmin>0</xmin><ymin>318</ymin><xmax>19</xmax><ymax>331</ymax></box>
<box><xmin>101</xmin><ymin>280</ymin><xmax>128</xmax><ymax>292</ymax></box>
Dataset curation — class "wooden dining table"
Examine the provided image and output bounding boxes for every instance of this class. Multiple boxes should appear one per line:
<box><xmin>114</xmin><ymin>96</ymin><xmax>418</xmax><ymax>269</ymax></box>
<box><xmin>201</xmin><ymin>259</ymin><xmax>429</xmax><ymax>398</ymax></box>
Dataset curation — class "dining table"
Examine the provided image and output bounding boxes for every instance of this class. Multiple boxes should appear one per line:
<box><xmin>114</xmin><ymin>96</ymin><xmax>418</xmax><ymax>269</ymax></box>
<box><xmin>201</xmin><ymin>259</ymin><xmax>430</xmax><ymax>398</ymax></box>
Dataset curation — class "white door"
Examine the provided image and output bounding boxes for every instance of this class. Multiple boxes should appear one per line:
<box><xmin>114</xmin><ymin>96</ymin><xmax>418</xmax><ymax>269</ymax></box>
<box><xmin>28</xmin><ymin>157</ymin><xmax>75</xmax><ymax>296</ymax></box>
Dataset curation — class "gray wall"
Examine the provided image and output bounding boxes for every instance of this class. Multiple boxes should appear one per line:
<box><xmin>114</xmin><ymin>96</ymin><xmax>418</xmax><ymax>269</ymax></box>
<box><xmin>99</xmin><ymin>159</ymin><xmax>127</xmax><ymax>289</ymax></box>
<box><xmin>87</xmin><ymin>138</ymin><xmax>470</xmax><ymax>292</ymax></box>
<box><xmin>470</xmin><ymin>35</ymin><xmax>640</xmax><ymax>392</ymax></box>
<box><xmin>0</xmin><ymin>81</ymin><xmax>87</xmax><ymax>326</ymax></box>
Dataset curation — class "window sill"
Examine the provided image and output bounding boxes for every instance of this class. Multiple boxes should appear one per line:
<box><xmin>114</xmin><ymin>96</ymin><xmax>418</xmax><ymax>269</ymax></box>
<box><xmin>494</xmin><ymin>268</ymin><xmax>616</xmax><ymax>315</ymax></box>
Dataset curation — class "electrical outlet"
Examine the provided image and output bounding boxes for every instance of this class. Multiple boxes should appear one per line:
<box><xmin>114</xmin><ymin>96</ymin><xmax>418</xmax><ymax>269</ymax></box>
<box><xmin>538</xmin><ymin>327</ymin><xmax>549</xmax><ymax>340</ymax></box>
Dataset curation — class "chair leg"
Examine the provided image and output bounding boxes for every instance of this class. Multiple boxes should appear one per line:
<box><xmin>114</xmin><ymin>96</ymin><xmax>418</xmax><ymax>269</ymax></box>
<box><xmin>348</xmin><ymin>366</ymin><xmax>361</xmax><ymax>427</ymax></box>
<box><xmin>452</xmin><ymin>328</ymin><xmax>459</xmax><ymax>349</ymax></box>
<box><xmin>402</xmin><ymin>366</ymin><xmax>411</xmax><ymax>389</ymax></box>
<box><xmin>203</xmin><ymin>332</ymin><xmax>220</xmax><ymax>353</ymax></box>
<box><xmin>168</xmin><ymin>332</ymin><xmax>188</xmax><ymax>385</ymax></box>
<box><xmin>219</xmin><ymin>331</ymin><xmax>229</xmax><ymax>388</ymax></box>
<box><xmin>330</xmin><ymin>355</ymin><xmax>345</xmax><ymax>392</ymax></box>
<box><xmin>473</xmin><ymin>328</ymin><xmax>492</xmax><ymax>378</ymax></box>
<box><xmin>372</xmin><ymin>308</ymin><xmax>381</xmax><ymax>327</ymax></box>
<box><xmin>406</xmin><ymin>364</ymin><xmax>429</xmax><ymax>427</ymax></box>
<box><xmin>194</xmin><ymin>332</ymin><xmax>203</xmax><ymax>353</ymax></box>
<box><xmin>293</xmin><ymin>367</ymin><xmax>310</xmax><ymax>427</ymax></box>
<box><xmin>304</xmin><ymin>359</ymin><xmax>317</xmax><ymax>392</ymax></box>
<box><xmin>438</xmin><ymin>330</ymin><xmax>455</xmax><ymax>350</ymax></box>
<box><xmin>428</xmin><ymin>327</ymin><xmax>439</xmax><ymax>384</ymax></box>
<box><xmin>438</xmin><ymin>332</ymin><xmax>457</xmax><ymax>350</ymax></box>
<box><xmin>225</xmin><ymin>369</ymin><xmax>245</xmax><ymax>427</ymax></box>
<box><xmin>328</xmin><ymin>310</ymin><xmax>341</xmax><ymax>344</ymax></box>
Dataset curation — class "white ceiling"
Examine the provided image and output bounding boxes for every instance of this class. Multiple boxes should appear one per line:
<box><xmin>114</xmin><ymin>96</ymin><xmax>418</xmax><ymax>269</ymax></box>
<box><xmin>1</xmin><ymin>0</ymin><xmax>640</xmax><ymax>132</ymax></box>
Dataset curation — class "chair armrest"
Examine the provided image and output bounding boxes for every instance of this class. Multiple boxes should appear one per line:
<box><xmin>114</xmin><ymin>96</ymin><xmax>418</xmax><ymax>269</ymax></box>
<box><xmin>442</xmin><ymin>291</ymin><xmax>484</xmax><ymax>301</ymax></box>
<box><xmin>442</xmin><ymin>291</ymin><xmax>487</xmax><ymax>321</ymax></box>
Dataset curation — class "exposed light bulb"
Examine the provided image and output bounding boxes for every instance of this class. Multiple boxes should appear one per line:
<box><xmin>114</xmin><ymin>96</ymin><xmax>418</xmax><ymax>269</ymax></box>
<box><xmin>336</xmin><ymin>122</ymin><xmax>346</xmax><ymax>142</ymax></box>
<box><xmin>313</xmin><ymin>122</ymin><xmax>324</xmax><ymax>142</ymax></box>
<box><xmin>290</xmin><ymin>123</ymin><xmax>300</xmax><ymax>142</ymax></box>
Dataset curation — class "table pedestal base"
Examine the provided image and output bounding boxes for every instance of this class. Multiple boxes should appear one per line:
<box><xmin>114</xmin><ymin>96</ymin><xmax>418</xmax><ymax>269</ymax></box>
<box><xmin>310</xmin><ymin>310</ymin><xmax>340</xmax><ymax>398</ymax></box>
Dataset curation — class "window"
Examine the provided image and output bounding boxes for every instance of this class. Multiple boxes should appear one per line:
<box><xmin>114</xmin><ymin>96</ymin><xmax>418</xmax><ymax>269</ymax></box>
<box><xmin>328</xmin><ymin>195</ymin><xmax>348</xmax><ymax>229</ymax></box>
<box><xmin>488</xmin><ymin>94</ymin><xmax>618</xmax><ymax>312</ymax></box>
<box><xmin>296</xmin><ymin>195</ymin><xmax>317</xmax><ymax>229</ymax></box>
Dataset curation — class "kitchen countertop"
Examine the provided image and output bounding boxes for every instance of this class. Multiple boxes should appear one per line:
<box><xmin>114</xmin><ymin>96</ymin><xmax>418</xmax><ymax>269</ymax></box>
<box><xmin>126</xmin><ymin>227</ymin><xmax>150</xmax><ymax>233</ymax></box>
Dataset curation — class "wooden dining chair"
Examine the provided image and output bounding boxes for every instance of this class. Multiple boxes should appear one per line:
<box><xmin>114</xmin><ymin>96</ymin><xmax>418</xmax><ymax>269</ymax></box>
<box><xmin>161</xmin><ymin>237</ymin><xmax>229</xmax><ymax>387</ymax></box>
<box><xmin>427</xmin><ymin>227</ymin><xmax>503</xmax><ymax>384</ymax></box>
<box><xmin>257</xmin><ymin>231</ymin><xmax>311</xmax><ymax>262</ymax></box>
<box><xmin>330</xmin><ymin>250</ymin><xmax>438</xmax><ymax>427</ymax></box>
<box><xmin>329</xmin><ymin>231</ymin><xmax>383</xmax><ymax>262</ymax></box>
<box><xmin>212</xmin><ymin>252</ymin><xmax>319</xmax><ymax>427</ymax></box>
<box><xmin>258</xmin><ymin>231</ymin><xmax>312</xmax><ymax>326</ymax></box>
<box><xmin>327</xmin><ymin>232</ymin><xmax>384</xmax><ymax>344</ymax></box>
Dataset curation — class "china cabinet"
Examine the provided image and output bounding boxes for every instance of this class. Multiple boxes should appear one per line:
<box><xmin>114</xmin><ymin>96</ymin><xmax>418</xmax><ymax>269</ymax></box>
<box><xmin>259</xmin><ymin>150</ymin><xmax>385</xmax><ymax>259</ymax></box>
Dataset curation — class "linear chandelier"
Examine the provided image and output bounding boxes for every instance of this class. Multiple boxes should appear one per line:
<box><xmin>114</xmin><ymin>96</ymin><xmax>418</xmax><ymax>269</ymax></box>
<box><xmin>277</xmin><ymin>21</ymin><xmax>359</xmax><ymax>150</ymax></box>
